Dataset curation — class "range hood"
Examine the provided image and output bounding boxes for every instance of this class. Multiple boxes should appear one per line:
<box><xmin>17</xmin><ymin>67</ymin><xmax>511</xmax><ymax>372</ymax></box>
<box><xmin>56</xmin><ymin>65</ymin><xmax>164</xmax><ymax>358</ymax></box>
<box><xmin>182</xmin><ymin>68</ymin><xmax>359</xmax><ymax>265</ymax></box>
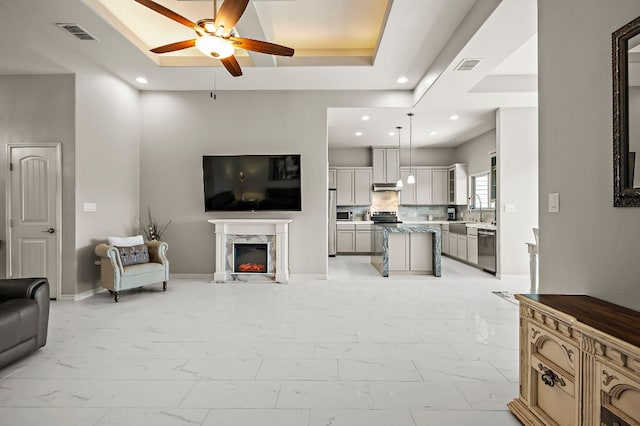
<box><xmin>372</xmin><ymin>183</ymin><xmax>402</xmax><ymax>192</ymax></box>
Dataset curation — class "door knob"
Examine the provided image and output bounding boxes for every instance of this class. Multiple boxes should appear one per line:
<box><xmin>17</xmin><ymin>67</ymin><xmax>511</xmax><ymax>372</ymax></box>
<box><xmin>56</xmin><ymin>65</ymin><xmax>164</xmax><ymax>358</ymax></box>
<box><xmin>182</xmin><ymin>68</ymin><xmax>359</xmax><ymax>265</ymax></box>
<box><xmin>43</xmin><ymin>228</ymin><xmax>55</xmax><ymax>234</ymax></box>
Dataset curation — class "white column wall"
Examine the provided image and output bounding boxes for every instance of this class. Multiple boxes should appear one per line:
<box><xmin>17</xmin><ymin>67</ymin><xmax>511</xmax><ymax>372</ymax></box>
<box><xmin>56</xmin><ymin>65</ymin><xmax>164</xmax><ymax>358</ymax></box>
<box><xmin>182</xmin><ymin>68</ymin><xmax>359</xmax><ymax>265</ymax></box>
<box><xmin>496</xmin><ymin>107</ymin><xmax>538</xmax><ymax>278</ymax></box>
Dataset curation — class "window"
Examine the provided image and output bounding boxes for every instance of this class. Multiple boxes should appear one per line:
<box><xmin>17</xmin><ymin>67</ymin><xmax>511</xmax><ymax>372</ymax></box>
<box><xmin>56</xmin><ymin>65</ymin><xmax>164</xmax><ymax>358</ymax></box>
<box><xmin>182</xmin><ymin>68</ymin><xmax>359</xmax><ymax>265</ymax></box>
<box><xmin>470</xmin><ymin>173</ymin><xmax>491</xmax><ymax>209</ymax></box>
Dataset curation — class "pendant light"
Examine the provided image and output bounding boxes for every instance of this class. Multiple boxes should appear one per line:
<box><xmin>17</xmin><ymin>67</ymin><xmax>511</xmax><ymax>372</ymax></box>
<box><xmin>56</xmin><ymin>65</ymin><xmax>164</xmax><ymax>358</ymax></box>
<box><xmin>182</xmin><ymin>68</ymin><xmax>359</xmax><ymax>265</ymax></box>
<box><xmin>407</xmin><ymin>113</ymin><xmax>415</xmax><ymax>184</ymax></box>
<box><xmin>396</xmin><ymin>126</ymin><xmax>403</xmax><ymax>188</ymax></box>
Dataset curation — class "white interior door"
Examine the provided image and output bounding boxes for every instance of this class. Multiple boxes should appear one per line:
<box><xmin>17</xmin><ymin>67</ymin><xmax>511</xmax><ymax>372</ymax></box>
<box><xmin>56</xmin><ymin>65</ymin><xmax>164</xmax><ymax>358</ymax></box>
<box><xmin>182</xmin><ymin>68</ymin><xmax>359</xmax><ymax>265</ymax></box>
<box><xmin>8</xmin><ymin>145</ymin><xmax>61</xmax><ymax>299</ymax></box>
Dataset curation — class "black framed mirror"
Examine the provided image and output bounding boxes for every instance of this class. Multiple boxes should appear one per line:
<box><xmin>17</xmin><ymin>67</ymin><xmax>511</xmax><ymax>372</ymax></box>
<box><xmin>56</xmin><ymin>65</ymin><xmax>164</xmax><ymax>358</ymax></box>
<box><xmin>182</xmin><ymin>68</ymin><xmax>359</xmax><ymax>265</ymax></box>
<box><xmin>613</xmin><ymin>16</ymin><xmax>640</xmax><ymax>206</ymax></box>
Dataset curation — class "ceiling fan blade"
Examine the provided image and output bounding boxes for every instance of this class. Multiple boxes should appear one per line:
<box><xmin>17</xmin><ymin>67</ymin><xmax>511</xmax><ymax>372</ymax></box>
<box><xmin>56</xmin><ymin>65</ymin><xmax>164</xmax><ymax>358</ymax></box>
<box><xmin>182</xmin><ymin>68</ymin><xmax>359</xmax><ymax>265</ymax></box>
<box><xmin>214</xmin><ymin>0</ymin><xmax>249</xmax><ymax>35</ymax></box>
<box><xmin>150</xmin><ymin>39</ymin><xmax>196</xmax><ymax>53</ymax></box>
<box><xmin>221</xmin><ymin>55</ymin><xmax>243</xmax><ymax>77</ymax></box>
<box><xmin>229</xmin><ymin>37</ymin><xmax>294</xmax><ymax>57</ymax></box>
<box><xmin>135</xmin><ymin>0</ymin><xmax>203</xmax><ymax>35</ymax></box>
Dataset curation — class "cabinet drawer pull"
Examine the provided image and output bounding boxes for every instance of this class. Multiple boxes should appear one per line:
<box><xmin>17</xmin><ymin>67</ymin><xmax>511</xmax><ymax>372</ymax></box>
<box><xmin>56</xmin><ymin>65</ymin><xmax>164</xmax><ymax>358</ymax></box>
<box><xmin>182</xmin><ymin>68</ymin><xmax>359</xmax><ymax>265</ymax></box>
<box><xmin>538</xmin><ymin>363</ymin><xmax>565</xmax><ymax>387</ymax></box>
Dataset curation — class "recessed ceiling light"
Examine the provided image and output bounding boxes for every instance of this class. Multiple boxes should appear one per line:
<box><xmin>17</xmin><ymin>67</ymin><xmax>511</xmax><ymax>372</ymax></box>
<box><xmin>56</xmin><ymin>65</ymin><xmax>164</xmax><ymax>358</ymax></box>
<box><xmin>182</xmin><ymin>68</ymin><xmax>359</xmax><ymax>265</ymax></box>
<box><xmin>388</xmin><ymin>131</ymin><xmax>396</xmax><ymax>136</ymax></box>
<box><xmin>361</xmin><ymin>115</ymin><xmax>370</xmax><ymax>121</ymax></box>
<box><xmin>355</xmin><ymin>131</ymin><xmax>363</xmax><ymax>136</ymax></box>
<box><xmin>449</xmin><ymin>114</ymin><xmax>459</xmax><ymax>120</ymax></box>
<box><xmin>429</xmin><ymin>131</ymin><xmax>438</xmax><ymax>136</ymax></box>
<box><xmin>397</xmin><ymin>76</ymin><xmax>408</xmax><ymax>84</ymax></box>
<box><xmin>136</xmin><ymin>77</ymin><xmax>148</xmax><ymax>84</ymax></box>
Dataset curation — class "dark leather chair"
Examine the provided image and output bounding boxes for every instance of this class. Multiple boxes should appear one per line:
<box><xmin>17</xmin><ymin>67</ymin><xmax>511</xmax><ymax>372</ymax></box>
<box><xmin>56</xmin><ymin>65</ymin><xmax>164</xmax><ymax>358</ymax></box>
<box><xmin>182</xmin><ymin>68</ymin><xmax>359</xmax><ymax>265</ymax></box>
<box><xmin>0</xmin><ymin>278</ymin><xmax>50</xmax><ymax>368</ymax></box>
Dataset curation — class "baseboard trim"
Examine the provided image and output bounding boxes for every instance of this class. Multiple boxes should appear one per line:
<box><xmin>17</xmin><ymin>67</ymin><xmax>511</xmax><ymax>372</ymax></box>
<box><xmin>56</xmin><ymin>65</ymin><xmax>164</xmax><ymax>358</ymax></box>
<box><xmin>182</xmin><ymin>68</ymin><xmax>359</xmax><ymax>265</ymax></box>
<box><xmin>169</xmin><ymin>273</ymin><xmax>328</xmax><ymax>282</ymax></box>
<box><xmin>169</xmin><ymin>273</ymin><xmax>214</xmax><ymax>280</ymax></box>
<box><xmin>59</xmin><ymin>286</ymin><xmax>105</xmax><ymax>302</ymax></box>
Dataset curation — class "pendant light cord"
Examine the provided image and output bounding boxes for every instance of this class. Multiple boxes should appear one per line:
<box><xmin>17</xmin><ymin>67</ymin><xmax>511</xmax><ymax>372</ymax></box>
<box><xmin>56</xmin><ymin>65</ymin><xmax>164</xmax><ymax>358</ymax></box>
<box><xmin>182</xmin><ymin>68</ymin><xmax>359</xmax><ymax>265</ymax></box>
<box><xmin>396</xmin><ymin>126</ymin><xmax>403</xmax><ymax>188</ymax></box>
<box><xmin>408</xmin><ymin>113</ymin><xmax>414</xmax><ymax>176</ymax></box>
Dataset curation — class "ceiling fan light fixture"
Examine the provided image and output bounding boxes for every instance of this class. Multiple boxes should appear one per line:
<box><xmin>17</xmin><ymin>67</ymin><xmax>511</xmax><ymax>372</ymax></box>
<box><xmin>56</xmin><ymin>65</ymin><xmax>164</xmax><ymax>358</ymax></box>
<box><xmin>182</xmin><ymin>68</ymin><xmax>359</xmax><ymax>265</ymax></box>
<box><xmin>196</xmin><ymin>35</ymin><xmax>234</xmax><ymax>58</ymax></box>
<box><xmin>202</xmin><ymin>21</ymin><xmax>217</xmax><ymax>33</ymax></box>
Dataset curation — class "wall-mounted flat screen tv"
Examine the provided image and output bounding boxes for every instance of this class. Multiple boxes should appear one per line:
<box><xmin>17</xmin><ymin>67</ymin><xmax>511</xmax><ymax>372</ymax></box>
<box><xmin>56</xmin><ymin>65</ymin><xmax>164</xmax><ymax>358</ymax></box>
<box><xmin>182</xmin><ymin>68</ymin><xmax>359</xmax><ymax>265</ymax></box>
<box><xmin>203</xmin><ymin>154</ymin><xmax>301</xmax><ymax>211</ymax></box>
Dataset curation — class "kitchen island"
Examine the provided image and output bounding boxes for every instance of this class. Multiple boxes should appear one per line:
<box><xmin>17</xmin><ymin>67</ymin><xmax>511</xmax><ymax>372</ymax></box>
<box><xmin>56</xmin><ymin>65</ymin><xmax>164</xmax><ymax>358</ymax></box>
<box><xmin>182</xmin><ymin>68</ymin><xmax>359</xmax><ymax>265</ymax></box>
<box><xmin>371</xmin><ymin>223</ymin><xmax>441</xmax><ymax>277</ymax></box>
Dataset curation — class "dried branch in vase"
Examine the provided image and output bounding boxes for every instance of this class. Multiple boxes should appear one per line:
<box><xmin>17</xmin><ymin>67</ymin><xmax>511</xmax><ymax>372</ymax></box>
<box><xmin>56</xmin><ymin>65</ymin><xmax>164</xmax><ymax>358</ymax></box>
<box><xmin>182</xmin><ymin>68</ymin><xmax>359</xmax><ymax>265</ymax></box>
<box><xmin>139</xmin><ymin>206</ymin><xmax>171</xmax><ymax>241</ymax></box>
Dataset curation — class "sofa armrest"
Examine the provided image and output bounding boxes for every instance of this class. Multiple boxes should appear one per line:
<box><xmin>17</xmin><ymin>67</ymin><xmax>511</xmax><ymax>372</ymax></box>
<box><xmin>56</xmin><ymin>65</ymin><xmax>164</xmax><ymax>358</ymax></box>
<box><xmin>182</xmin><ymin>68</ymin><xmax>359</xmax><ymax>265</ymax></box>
<box><xmin>147</xmin><ymin>241</ymin><xmax>169</xmax><ymax>265</ymax></box>
<box><xmin>95</xmin><ymin>243</ymin><xmax>124</xmax><ymax>274</ymax></box>
<box><xmin>0</xmin><ymin>277</ymin><xmax>48</xmax><ymax>301</ymax></box>
<box><xmin>0</xmin><ymin>278</ymin><xmax>50</xmax><ymax>347</ymax></box>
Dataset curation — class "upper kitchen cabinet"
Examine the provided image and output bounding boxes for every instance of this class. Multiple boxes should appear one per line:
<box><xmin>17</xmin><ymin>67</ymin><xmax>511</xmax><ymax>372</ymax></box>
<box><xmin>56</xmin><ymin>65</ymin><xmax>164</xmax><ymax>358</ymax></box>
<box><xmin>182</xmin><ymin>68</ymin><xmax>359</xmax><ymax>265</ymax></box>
<box><xmin>329</xmin><ymin>168</ymin><xmax>336</xmax><ymax>189</ymax></box>
<box><xmin>372</xmin><ymin>148</ymin><xmax>400</xmax><ymax>184</ymax></box>
<box><xmin>432</xmin><ymin>168</ymin><xmax>448</xmax><ymax>205</ymax></box>
<box><xmin>334</xmin><ymin>167</ymin><xmax>372</xmax><ymax>206</ymax></box>
<box><xmin>400</xmin><ymin>167</ymin><xmax>448</xmax><ymax>205</ymax></box>
<box><xmin>448</xmin><ymin>163</ymin><xmax>468</xmax><ymax>205</ymax></box>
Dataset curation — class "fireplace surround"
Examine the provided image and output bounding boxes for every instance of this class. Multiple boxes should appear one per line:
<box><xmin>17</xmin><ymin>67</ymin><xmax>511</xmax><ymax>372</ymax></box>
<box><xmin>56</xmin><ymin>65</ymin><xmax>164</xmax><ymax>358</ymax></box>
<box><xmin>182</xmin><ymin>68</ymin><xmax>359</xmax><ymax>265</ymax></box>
<box><xmin>208</xmin><ymin>219</ymin><xmax>292</xmax><ymax>283</ymax></box>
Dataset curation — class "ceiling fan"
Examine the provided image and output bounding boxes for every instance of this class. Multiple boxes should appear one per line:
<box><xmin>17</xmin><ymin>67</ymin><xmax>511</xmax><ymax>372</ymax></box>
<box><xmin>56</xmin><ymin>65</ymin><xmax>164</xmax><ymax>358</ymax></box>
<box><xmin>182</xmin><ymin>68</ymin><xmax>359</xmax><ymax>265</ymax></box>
<box><xmin>134</xmin><ymin>0</ymin><xmax>294</xmax><ymax>77</ymax></box>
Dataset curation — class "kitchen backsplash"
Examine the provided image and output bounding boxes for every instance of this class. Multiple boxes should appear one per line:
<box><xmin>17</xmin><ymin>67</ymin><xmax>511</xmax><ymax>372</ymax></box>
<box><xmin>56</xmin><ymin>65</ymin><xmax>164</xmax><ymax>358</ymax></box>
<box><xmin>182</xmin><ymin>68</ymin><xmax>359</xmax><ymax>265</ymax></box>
<box><xmin>336</xmin><ymin>204</ymin><xmax>496</xmax><ymax>223</ymax></box>
<box><xmin>337</xmin><ymin>205</ymin><xmax>448</xmax><ymax>221</ymax></box>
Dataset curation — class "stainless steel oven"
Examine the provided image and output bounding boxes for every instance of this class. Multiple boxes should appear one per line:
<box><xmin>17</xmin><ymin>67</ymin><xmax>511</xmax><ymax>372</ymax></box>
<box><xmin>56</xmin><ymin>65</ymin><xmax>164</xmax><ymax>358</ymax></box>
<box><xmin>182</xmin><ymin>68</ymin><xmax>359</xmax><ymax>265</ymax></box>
<box><xmin>478</xmin><ymin>229</ymin><xmax>496</xmax><ymax>273</ymax></box>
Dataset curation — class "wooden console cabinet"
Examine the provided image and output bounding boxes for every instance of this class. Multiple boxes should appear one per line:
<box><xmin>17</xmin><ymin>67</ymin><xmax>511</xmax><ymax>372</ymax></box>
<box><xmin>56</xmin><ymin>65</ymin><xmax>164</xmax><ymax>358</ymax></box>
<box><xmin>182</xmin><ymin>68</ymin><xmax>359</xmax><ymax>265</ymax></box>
<box><xmin>509</xmin><ymin>294</ymin><xmax>640</xmax><ymax>426</ymax></box>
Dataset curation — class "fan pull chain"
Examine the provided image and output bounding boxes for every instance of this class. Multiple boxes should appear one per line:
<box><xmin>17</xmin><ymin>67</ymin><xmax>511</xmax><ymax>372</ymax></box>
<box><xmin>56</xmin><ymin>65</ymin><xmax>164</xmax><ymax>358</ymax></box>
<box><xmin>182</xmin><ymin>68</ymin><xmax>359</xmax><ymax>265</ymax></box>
<box><xmin>210</xmin><ymin>69</ymin><xmax>217</xmax><ymax>100</ymax></box>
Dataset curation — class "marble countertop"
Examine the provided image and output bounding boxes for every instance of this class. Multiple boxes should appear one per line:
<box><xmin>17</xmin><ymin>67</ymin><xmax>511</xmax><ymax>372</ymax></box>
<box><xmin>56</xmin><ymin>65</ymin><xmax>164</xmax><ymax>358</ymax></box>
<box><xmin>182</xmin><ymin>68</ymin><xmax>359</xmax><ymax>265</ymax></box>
<box><xmin>335</xmin><ymin>219</ymin><xmax>496</xmax><ymax>230</ymax></box>
<box><xmin>464</xmin><ymin>223</ymin><xmax>497</xmax><ymax>230</ymax></box>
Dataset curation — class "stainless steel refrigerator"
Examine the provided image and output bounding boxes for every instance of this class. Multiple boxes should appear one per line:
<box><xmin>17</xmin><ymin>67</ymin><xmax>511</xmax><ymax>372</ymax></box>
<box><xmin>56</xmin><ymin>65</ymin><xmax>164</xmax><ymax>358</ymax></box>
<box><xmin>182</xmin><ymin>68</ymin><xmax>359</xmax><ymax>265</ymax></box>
<box><xmin>328</xmin><ymin>188</ymin><xmax>337</xmax><ymax>256</ymax></box>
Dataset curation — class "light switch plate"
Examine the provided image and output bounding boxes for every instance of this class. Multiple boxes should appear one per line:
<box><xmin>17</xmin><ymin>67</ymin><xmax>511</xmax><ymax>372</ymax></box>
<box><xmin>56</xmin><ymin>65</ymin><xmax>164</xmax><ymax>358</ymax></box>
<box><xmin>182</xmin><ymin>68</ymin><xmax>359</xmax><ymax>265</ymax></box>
<box><xmin>83</xmin><ymin>202</ymin><xmax>97</xmax><ymax>212</ymax></box>
<box><xmin>548</xmin><ymin>193</ymin><xmax>559</xmax><ymax>213</ymax></box>
<box><xmin>504</xmin><ymin>204</ymin><xmax>516</xmax><ymax>213</ymax></box>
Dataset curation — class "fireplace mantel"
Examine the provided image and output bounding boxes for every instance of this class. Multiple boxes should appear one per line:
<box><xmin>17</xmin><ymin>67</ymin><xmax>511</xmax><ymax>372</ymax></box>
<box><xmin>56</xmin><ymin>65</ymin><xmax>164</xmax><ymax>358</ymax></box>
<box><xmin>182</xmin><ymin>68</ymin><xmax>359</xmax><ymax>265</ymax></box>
<box><xmin>208</xmin><ymin>219</ymin><xmax>292</xmax><ymax>283</ymax></box>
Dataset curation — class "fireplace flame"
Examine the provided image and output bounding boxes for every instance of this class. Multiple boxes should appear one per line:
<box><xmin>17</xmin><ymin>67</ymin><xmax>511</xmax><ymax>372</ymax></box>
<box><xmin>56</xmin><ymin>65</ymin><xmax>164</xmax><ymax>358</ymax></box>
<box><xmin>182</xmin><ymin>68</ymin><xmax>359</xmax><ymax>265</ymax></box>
<box><xmin>238</xmin><ymin>263</ymin><xmax>266</xmax><ymax>273</ymax></box>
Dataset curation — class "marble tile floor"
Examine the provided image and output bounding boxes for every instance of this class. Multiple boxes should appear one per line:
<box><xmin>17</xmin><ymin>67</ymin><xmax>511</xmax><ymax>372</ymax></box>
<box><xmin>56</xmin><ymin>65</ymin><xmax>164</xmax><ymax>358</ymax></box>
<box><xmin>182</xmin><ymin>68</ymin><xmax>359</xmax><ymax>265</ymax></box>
<box><xmin>0</xmin><ymin>256</ymin><xmax>529</xmax><ymax>425</ymax></box>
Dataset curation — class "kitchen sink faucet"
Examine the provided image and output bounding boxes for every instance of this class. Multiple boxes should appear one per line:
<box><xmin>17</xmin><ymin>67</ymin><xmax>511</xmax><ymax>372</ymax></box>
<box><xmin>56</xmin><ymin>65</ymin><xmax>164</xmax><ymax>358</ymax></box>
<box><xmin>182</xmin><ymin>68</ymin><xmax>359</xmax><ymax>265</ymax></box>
<box><xmin>472</xmin><ymin>194</ymin><xmax>484</xmax><ymax>222</ymax></box>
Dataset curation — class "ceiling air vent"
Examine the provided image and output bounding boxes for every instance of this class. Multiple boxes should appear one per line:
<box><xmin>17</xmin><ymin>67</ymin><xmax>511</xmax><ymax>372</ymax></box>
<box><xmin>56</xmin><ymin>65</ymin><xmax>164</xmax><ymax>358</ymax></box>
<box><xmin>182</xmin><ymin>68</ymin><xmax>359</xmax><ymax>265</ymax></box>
<box><xmin>56</xmin><ymin>23</ymin><xmax>97</xmax><ymax>41</ymax></box>
<box><xmin>455</xmin><ymin>58</ymin><xmax>481</xmax><ymax>71</ymax></box>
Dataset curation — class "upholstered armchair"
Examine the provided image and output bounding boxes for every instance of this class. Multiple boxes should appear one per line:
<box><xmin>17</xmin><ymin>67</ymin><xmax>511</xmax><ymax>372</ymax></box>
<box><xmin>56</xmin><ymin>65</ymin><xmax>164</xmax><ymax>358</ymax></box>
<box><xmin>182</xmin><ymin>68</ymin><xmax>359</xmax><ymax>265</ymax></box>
<box><xmin>95</xmin><ymin>239</ymin><xmax>169</xmax><ymax>302</ymax></box>
<box><xmin>0</xmin><ymin>278</ymin><xmax>50</xmax><ymax>368</ymax></box>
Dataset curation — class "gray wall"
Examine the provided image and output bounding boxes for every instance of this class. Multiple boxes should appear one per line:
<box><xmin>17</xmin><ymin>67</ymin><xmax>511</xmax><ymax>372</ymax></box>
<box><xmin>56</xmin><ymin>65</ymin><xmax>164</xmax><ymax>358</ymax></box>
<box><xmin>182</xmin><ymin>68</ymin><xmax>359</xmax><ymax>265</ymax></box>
<box><xmin>455</xmin><ymin>129</ymin><xmax>496</xmax><ymax>176</ymax></box>
<box><xmin>329</xmin><ymin>147</ymin><xmax>457</xmax><ymax>167</ymax></box>
<box><xmin>140</xmin><ymin>90</ymin><xmax>408</xmax><ymax>277</ymax></box>
<box><xmin>0</xmin><ymin>75</ymin><xmax>76</xmax><ymax>296</ymax></box>
<box><xmin>538</xmin><ymin>0</ymin><xmax>640</xmax><ymax>309</ymax></box>
<box><xmin>74</xmin><ymin>70</ymin><xmax>141</xmax><ymax>295</ymax></box>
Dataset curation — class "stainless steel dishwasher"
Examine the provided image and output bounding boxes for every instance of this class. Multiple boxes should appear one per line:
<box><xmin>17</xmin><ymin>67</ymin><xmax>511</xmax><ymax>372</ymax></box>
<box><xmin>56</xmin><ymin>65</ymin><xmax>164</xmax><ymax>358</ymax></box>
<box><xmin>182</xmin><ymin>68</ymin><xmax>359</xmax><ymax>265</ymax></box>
<box><xmin>477</xmin><ymin>229</ymin><xmax>496</xmax><ymax>273</ymax></box>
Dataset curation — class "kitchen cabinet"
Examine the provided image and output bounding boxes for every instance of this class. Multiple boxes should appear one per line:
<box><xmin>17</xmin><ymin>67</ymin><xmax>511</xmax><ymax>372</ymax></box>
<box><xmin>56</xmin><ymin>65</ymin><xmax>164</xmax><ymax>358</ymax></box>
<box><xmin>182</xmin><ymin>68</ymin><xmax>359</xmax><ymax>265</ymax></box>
<box><xmin>448</xmin><ymin>163</ymin><xmax>468</xmax><ymax>205</ymax></box>
<box><xmin>509</xmin><ymin>295</ymin><xmax>640</xmax><ymax>426</ymax></box>
<box><xmin>409</xmin><ymin>232</ymin><xmax>432</xmax><ymax>271</ymax></box>
<box><xmin>456</xmin><ymin>234</ymin><xmax>467</xmax><ymax>261</ymax></box>
<box><xmin>372</xmin><ymin>148</ymin><xmax>400</xmax><ymax>184</ymax></box>
<box><xmin>335</xmin><ymin>167</ymin><xmax>372</xmax><ymax>206</ymax></box>
<box><xmin>355</xmin><ymin>223</ymin><xmax>372</xmax><ymax>253</ymax></box>
<box><xmin>336</xmin><ymin>224</ymin><xmax>355</xmax><ymax>253</ymax></box>
<box><xmin>432</xmin><ymin>168</ymin><xmax>448</xmax><ymax>205</ymax></box>
<box><xmin>399</xmin><ymin>167</ymin><xmax>448</xmax><ymax>205</ymax></box>
<box><xmin>399</xmin><ymin>169</ymin><xmax>416</xmax><ymax>204</ymax></box>
<box><xmin>442</xmin><ymin>224</ymin><xmax>450</xmax><ymax>255</ymax></box>
<box><xmin>449</xmin><ymin>233</ymin><xmax>458</xmax><ymax>258</ymax></box>
<box><xmin>329</xmin><ymin>168</ymin><xmax>336</xmax><ymax>189</ymax></box>
<box><xmin>388</xmin><ymin>233</ymin><xmax>409</xmax><ymax>271</ymax></box>
<box><xmin>337</xmin><ymin>223</ymin><xmax>372</xmax><ymax>253</ymax></box>
<box><xmin>388</xmin><ymin>232</ymin><xmax>433</xmax><ymax>272</ymax></box>
<box><xmin>467</xmin><ymin>227</ymin><xmax>478</xmax><ymax>265</ymax></box>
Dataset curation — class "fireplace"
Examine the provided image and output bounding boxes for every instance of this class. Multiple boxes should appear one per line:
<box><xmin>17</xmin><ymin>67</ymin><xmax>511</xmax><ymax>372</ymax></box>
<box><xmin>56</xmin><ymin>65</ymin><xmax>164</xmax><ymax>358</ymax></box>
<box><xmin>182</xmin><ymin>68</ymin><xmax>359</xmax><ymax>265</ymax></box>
<box><xmin>233</xmin><ymin>242</ymin><xmax>270</xmax><ymax>274</ymax></box>
<box><xmin>208</xmin><ymin>219</ymin><xmax>291</xmax><ymax>283</ymax></box>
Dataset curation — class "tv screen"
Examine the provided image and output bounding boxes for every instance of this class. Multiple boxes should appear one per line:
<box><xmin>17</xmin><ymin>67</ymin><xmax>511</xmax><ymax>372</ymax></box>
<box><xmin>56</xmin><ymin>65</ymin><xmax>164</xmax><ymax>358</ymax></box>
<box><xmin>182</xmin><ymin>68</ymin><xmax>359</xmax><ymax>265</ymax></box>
<box><xmin>203</xmin><ymin>154</ymin><xmax>301</xmax><ymax>211</ymax></box>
